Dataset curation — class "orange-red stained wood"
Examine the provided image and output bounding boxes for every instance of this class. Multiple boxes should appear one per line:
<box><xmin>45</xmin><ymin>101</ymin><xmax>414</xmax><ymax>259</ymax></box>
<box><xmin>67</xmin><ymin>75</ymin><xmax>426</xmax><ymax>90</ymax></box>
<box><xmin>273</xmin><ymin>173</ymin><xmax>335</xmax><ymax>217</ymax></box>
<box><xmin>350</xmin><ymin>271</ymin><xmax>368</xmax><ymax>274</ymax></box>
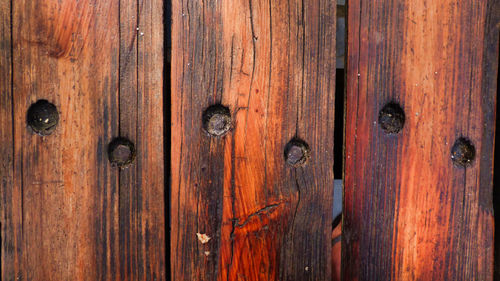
<box><xmin>344</xmin><ymin>0</ymin><xmax>499</xmax><ymax>280</ymax></box>
<box><xmin>171</xmin><ymin>0</ymin><xmax>336</xmax><ymax>280</ymax></box>
<box><xmin>1</xmin><ymin>0</ymin><xmax>164</xmax><ymax>280</ymax></box>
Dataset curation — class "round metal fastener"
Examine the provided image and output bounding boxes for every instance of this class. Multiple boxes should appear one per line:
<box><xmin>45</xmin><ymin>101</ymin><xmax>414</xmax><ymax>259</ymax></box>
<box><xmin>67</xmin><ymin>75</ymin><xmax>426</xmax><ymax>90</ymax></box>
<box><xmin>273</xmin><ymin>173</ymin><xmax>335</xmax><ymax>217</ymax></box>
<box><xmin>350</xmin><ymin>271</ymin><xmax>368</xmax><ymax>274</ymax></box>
<box><xmin>379</xmin><ymin>102</ymin><xmax>405</xmax><ymax>134</ymax></box>
<box><xmin>451</xmin><ymin>137</ymin><xmax>476</xmax><ymax>168</ymax></box>
<box><xmin>284</xmin><ymin>138</ymin><xmax>310</xmax><ymax>167</ymax></box>
<box><xmin>202</xmin><ymin>104</ymin><xmax>232</xmax><ymax>137</ymax></box>
<box><xmin>27</xmin><ymin>100</ymin><xmax>59</xmax><ymax>136</ymax></box>
<box><xmin>108</xmin><ymin>137</ymin><xmax>136</xmax><ymax>168</ymax></box>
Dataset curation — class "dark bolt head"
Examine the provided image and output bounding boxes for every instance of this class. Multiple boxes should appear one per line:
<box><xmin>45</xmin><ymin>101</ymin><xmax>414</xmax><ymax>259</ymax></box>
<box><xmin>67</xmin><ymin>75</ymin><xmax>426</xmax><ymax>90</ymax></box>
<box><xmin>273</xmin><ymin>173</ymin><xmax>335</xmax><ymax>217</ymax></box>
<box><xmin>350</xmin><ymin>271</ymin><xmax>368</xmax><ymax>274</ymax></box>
<box><xmin>451</xmin><ymin>137</ymin><xmax>476</xmax><ymax>168</ymax></box>
<box><xmin>379</xmin><ymin>102</ymin><xmax>405</xmax><ymax>134</ymax></box>
<box><xmin>108</xmin><ymin>138</ymin><xmax>136</xmax><ymax>168</ymax></box>
<box><xmin>202</xmin><ymin>104</ymin><xmax>232</xmax><ymax>137</ymax></box>
<box><xmin>27</xmin><ymin>100</ymin><xmax>59</xmax><ymax>136</ymax></box>
<box><xmin>284</xmin><ymin>138</ymin><xmax>310</xmax><ymax>167</ymax></box>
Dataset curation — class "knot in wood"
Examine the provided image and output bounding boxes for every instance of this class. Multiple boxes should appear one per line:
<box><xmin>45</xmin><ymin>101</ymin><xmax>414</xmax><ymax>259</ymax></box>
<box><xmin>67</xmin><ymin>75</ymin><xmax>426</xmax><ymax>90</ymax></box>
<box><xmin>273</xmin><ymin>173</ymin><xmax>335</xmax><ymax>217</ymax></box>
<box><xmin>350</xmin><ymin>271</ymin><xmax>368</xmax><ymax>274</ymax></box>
<box><xmin>451</xmin><ymin>137</ymin><xmax>476</xmax><ymax>168</ymax></box>
<box><xmin>27</xmin><ymin>100</ymin><xmax>59</xmax><ymax>136</ymax></box>
<box><xmin>284</xmin><ymin>138</ymin><xmax>310</xmax><ymax>167</ymax></box>
<box><xmin>108</xmin><ymin>137</ymin><xmax>136</xmax><ymax>168</ymax></box>
<box><xmin>378</xmin><ymin>102</ymin><xmax>405</xmax><ymax>134</ymax></box>
<box><xmin>202</xmin><ymin>104</ymin><xmax>232</xmax><ymax>137</ymax></box>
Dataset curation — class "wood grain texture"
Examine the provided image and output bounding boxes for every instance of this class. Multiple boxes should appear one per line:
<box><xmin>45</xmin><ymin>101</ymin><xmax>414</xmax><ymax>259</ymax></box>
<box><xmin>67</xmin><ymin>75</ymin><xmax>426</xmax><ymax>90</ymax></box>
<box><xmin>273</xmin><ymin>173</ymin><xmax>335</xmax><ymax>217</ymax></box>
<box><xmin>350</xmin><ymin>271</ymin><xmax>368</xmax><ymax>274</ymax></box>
<box><xmin>119</xmin><ymin>0</ymin><xmax>165</xmax><ymax>279</ymax></box>
<box><xmin>344</xmin><ymin>0</ymin><xmax>500</xmax><ymax>280</ymax></box>
<box><xmin>1</xmin><ymin>0</ymin><xmax>164</xmax><ymax>280</ymax></box>
<box><xmin>0</xmin><ymin>0</ymin><xmax>15</xmax><ymax>278</ymax></box>
<box><xmin>171</xmin><ymin>0</ymin><xmax>336</xmax><ymax>280</ymax></box>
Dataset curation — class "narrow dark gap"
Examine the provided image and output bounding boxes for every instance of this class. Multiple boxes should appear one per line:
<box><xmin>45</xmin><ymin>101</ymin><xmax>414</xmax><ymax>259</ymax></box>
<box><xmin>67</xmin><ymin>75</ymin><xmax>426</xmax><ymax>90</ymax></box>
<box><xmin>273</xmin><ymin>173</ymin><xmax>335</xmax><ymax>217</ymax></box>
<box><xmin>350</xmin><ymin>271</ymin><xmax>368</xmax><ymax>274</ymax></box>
<box><xmin>494</xmin><ymin>47</ymin><xmax>500</xmax><ymax>280</ymax></box>
<box><xmin>334</xmin><ymin>69</ymin><xmax>345</xmax><ymax>180</ymax></box>
<box><xmin>164</xmin><ymin>0</ymin><xmax>172</xmax><ymax>278</ymax></box>
<box><xmin>334</xmin><ymin>1</ymin><xmax>346</xmax><ymax>181</ymax></box>
<box><xmin>332</xmin><ymin>1</ymin><xmax>346</xmax><ymax>229</ymax></box>
<box><xmin>333</xmin><ymin>68</ymin><xmax>344</xmax><ymax>227</ymax></box>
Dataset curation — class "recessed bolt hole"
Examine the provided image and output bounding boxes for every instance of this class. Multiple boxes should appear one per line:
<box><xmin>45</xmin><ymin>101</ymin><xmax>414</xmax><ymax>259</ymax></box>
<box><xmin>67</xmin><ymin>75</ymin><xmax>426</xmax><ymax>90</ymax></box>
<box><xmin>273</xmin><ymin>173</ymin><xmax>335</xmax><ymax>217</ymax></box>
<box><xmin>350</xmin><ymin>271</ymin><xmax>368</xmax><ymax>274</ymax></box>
<box><xmin>27</xmin><ymin>99</ymin><xmax>59</xmax><ymax>136</ymax></box>
<box><xmin>378</xmin><ymin>102</ymin><xmax>405</xmax><ymax>134</ymax></box>
<box><xmin>108</xmin><ymin>137</ymin><xmax>136</xmax><ymax>168</ymax></box>
<box><xmin>451</xmin><ymin>137</ymin><xmax>476</xmax><ymax>168</ymax></box>
<box><xmin>284</xmin><ymin>138</ymin><xmax>310</xmax><ymax>167</ymax></box>
<box><xmin>202</xmin><ymin>104</ymin><xmax>232</xmax><ymax>137</ymax></box>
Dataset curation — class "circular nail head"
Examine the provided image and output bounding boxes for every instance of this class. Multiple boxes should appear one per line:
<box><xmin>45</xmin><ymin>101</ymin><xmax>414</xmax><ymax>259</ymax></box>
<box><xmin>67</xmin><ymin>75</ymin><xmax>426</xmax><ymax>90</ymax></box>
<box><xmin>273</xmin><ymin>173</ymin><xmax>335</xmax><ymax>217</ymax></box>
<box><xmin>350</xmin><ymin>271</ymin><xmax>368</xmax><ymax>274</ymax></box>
<box><xmin>27</xmin><ymin>100</ymin><xmax>59</xmax><ymax>136</ymax></box>
<box><xmin>284</xmin><ymin>139</ymin><xmax>310</xmax><ymax>167</ymax></box>
<box><xmin>379</xmin><ymin>102</ymin><xmax>405</xmax><ymax>134</ymax></box>
<box><xmin>108</xmin><ymin>138</ymin><xmax>136</xmax><ymax>168</ymax></box>
<box><xmin>202</xmin><ymin>104</ymin><xmax>232</xmax><ymax>137</ymax></box>
<box><xmin>451</xmin><ymin>137</ymin><xmax>476</xmax><ymax>168</ymax></box>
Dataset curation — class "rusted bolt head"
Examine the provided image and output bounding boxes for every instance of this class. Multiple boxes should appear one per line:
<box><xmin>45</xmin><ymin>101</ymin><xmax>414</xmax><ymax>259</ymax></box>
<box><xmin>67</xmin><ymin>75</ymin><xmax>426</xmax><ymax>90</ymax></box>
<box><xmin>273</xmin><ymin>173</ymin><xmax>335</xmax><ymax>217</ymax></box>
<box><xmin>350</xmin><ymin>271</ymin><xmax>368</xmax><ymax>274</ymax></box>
<box><xmin>284</xmin><ymin>138</ymin><xmax>310</xmax><ymax>167</ymax></box>
<box><xmin>108</xmin><ymin>137</ymin><xmax>136</xmax><ymax>168</ymax></box>
<box><xmin>451</xmin><ymin>137</ymin><xmax>476</xmax><ymax>168</ymax></box>
<box><xmin>379</xmin><ymin>102</ymin><xmax>405</xmax><ymax>134</ymax></box>
<box><xmin>27</xmin><ymin>100</ymin><xmax>59</xmax><ymax>136</ymax></box>
<box><xmin>202</xmin><ymin>104</ymin><xmax>232</xmax><ymax>137</ymax></box>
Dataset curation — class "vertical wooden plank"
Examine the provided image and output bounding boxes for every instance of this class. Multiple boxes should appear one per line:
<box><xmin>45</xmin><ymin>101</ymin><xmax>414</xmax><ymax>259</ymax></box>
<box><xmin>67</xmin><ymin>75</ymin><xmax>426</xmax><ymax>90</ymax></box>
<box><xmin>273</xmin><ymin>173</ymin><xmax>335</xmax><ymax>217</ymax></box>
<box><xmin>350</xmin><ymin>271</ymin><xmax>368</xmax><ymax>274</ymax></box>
<box><xmin>344</xmin><ymin>0</ymin><xmax>500</xmax><ymax>280</ymax></box>
<box><xmin>11</xmin><ymin>1</ymin><xmax>120</xmax><ymax>279</ymax></box>
<box><xmin>118</xmin><ymin>0</ymin><xmax>139</xmax><ymax>278</ymax></box>
<box><xmin>0</xmin><ymin>0</ymin><xmax>17</xmax><ymax>279</ymax></box>
<box><xmin>171</xmin><ymin>0</ymin><xmax>336</xmax><ymax>280</ymax></box>
<box><xmin>2</xmin><ymin>0</ymin><xmax>165</xmax><ymax>280</ymax></box>
<box><xmin>119</xmin><ymin>0</ymin><xmax>165</xmax><ymax>279</ymax></box>
<box><xmin>136</xmin><ymin>0</ymin><xmax>165</xmax><ymax>276</ymax></box>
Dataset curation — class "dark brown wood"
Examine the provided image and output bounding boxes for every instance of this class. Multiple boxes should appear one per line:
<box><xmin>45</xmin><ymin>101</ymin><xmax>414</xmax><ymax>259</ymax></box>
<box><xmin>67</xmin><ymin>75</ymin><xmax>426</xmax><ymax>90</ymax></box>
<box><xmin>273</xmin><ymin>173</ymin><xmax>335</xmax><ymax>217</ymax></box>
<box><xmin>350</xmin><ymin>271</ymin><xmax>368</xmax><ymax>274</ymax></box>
<box><xmin>0</xmin><ymin>0</ymin><xmax>16</xmax><ymax>278</ymax></box>
<box><xmin>1</xmin><ymin>0</ymin><xmax>165</xmax><ymax>280</ymax></box>
<box><xmin>344</xmin><ymin>0</ymin><xmax>500</xmax><ymax>280</ymax></box>
<box><xmin>119</xmin><ymin>0</ymin><xmax>166</xmax><ymax>279</ymax></box>
<box><xmin>171</xmin><ymin>0</ymin><xmax>336</xmax><ymax>280</ymax></box>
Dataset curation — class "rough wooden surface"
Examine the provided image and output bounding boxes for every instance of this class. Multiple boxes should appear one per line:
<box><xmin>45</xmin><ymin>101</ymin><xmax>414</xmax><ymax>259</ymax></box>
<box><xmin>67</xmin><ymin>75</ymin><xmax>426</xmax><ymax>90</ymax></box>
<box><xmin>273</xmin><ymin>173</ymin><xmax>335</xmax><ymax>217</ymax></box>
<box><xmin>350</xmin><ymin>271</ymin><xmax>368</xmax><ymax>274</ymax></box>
<box><xmin>1</xmin><ymin>0</ymin><xmax>164</xmax><ymax>280</ymax></box>
<box><xmin>171</xmin><ymin>0</ymin><xmax>336</xmax><ymax>280</ymax></box>
<box><xmin>119</xmin><ymin>0</ymin><xmax>165</xmax><ymax>279</ymax></box>
<box><xmin>0</xmin><ymin>0</ymin><xmax>15</xmax><ymax>278</ymax></box>
<box><xmin>344</xmin><ymin>0</ymin><xmax>500</xmax><ymax>280</ymax></box>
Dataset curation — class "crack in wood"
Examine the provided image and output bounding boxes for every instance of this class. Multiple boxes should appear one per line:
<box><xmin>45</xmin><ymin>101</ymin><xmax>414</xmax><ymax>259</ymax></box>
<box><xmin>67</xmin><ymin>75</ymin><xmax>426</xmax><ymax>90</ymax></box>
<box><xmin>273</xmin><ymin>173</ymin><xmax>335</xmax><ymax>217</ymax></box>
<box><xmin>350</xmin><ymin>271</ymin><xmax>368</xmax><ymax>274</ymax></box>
<box><xmin>234</xmin><ymin>203</ymin><xmax>283</xmax><ymax>228</ymax></box>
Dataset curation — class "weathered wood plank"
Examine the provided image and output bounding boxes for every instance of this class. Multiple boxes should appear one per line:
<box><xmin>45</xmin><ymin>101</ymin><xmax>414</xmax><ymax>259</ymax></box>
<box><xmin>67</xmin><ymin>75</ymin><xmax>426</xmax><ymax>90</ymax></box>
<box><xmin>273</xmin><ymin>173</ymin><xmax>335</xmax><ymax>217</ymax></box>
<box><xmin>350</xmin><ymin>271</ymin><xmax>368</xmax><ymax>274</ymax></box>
<box><xmin>344</xmin><ymin>0</ymin><xmax>500</xmax><ymax>280</ymax></box>
<box><xmin>119</xmin><ymin>0</ymin><xmax>140</xmax><ymax>277</ymax></box>
<box><xmin>11</xmin><ymin>1</ymin><xmax>120</xmax><ymax>279</ymax></box>
<box><xmin>118</xmin><ymin>0</ymin><xmax>165</xmax><ymax>279</ymax></box>
<box><xmin>135</xmin><ymin>0</ymin><xmax>166</xmax><ymax>275</ymax></box>
<box><xmin>1</xmin><ymin>1</ymin><xmax>165</xmax><ymax>280</ymax></box>
<box><xmin>171</xmin><ymin>0</ymin><xmax>336</xmax><ymax>280</ymax></box>
<box><xmin>0</xmin><ymin>0</ymin><xmax>17</xmax><ymax>278</ymax></box>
